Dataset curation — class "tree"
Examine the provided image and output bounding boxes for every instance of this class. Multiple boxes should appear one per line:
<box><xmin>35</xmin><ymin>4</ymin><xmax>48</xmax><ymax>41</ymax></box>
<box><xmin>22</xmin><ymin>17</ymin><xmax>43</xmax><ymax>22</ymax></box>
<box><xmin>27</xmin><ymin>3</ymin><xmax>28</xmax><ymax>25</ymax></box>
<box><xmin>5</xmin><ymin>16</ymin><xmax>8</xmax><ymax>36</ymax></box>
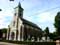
<box><xmin>54</xmin><ymin>12</ymin><xmax>60</xmax><ymax>36</ymax></box>
<box><xmin>49</xmin><ymin>32</ymin><xmax>57</xmax><ymax>40</ymax></box>
<box><xmin>43</xmin><ymin>27</ymin><xmax>49</xmax><ymax>40</ymax></box>
<box><xmin>1</xmin><ymin>28</ymin><xmax>7</xmax><ymax>39</ymax></box>
<box><xmin>0</xmin><ymin>29</ymin><xmax>3</xmax><ymax>38</ymax></box>
<box><xmin>44</xmin><ymin>27</ymin><xmax>49</xmax><ymax>36</ymax></box>
<box><xmin>2</xmin><ymin>28</ymin><xmax>7</xmax><ymax>33</ymax></box>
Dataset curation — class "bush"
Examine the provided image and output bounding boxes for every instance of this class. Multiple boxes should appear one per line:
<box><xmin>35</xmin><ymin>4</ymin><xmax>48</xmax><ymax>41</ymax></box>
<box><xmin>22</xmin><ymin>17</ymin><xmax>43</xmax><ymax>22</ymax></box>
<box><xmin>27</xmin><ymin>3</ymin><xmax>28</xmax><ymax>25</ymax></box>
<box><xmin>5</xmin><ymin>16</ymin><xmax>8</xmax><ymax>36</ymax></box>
<box><xmin>0</xmin><ymin>40</ymin><xmax>56</xmax><ymax>45</ymax></box>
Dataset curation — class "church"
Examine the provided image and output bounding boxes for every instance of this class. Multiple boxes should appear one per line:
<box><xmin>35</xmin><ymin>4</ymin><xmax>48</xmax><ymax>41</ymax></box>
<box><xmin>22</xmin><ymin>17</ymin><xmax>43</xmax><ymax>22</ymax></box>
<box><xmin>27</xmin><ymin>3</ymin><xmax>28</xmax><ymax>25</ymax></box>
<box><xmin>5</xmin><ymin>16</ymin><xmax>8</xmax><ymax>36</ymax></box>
<box><xmin>6</xmin><ymin>3</ymin><xmax>42</xmax><ymax>41</ymax></box>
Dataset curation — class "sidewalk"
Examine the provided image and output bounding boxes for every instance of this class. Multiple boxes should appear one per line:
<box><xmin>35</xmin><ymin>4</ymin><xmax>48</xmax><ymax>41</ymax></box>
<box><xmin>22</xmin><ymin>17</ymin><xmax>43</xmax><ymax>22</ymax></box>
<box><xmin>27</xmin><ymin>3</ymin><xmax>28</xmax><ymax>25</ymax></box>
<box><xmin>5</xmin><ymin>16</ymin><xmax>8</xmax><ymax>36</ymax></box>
<box><xmin>0</xmin><ymin>42</ymin><xmax>23</xmax><ymax>45</ymax></box>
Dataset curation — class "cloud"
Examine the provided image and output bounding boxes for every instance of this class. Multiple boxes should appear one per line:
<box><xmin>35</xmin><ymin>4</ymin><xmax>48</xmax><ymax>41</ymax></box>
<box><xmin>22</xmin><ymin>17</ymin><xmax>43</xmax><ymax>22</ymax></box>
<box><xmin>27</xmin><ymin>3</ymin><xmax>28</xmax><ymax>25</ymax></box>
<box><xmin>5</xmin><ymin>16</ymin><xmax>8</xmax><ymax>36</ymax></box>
<box><xmin>36</xmin><ymin>12</ymin><xmax>55</xmax><ymax>23</ymax></box>
<box><xmin>33</xmin><ymin>11</ymin><xmax>57</xmax><ymax>32</ymax></box>
<box><xmin>24</xmin><ymin>11</ymin><xmax>56</xmax><ymax>32</ymax></box>
<box><xmin>0</xmin><ymin>0</ymin><xmax>60</xmax><ymax>33</ymax></box>
<box><xmin>0</xmin><ymin>9</ymin><xmax>13</xmax><ymax>29</ymax></box>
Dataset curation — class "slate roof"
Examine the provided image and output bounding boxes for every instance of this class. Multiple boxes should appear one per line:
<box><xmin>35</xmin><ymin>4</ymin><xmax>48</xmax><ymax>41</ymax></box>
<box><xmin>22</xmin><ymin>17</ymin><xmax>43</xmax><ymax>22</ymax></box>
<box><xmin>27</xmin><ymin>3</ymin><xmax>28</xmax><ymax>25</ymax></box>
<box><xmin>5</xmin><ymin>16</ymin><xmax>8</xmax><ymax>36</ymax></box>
<box><xmin>21</xmin><ymin>18</ymin><xmax>41</xmax><ymax>30</ymax></box>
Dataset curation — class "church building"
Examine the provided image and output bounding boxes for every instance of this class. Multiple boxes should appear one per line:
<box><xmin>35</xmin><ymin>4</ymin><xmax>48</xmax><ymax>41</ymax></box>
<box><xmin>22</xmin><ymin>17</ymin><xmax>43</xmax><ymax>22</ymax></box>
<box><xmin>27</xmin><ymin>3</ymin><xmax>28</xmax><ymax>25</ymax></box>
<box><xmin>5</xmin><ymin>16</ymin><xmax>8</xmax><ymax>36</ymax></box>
<box><xmin>6</xmin><ymin>3</ymin><xmax>42</xmax><ymax>41</ymax></box>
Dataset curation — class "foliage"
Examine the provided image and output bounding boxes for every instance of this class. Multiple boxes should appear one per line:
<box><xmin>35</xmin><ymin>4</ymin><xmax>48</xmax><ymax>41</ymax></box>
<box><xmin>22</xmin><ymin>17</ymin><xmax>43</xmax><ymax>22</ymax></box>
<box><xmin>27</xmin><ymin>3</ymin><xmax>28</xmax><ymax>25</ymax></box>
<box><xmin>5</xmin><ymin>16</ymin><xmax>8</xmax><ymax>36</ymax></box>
<box><xmin>43</xmin><ymin>27</ymin><xmax>57</xmax><ymax>40</ymax></box>
<box><xmin>44</xmin><ymin>27</ymin><xmax>49</xmax><ymax>36</ymax></box>
<box><xmin>1</xmin><ymin>28</ymin><xmax>7</xmax><ymax>33</ymax></box>
<box><xmin>49</xmin><ymin>32</ymin><xmax>57</xmax><ymax>40</ymax></box>
<box><xmin>0</xmin><ymin>40</ymin><xmax>56</xmax><ymax>45</ymax></box>
<box><xmin>54</xmin><ymin>12</ymin><xmax>60</xmax><ymax>36</ymax></box>
<box><xmin>0</xmin><ymin>28</ymin><xmax>7</xmax><ymax>39</ymax></box>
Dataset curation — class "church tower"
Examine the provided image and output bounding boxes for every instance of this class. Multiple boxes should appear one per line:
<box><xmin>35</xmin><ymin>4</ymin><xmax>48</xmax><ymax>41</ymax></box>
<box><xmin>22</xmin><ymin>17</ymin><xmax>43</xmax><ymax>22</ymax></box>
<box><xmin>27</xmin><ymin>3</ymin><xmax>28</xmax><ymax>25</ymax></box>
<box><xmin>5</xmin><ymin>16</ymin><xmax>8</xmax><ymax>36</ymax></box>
<box><xmin>14</xmin><ymin>2</ymin><xmax>24</xmax><ymax>18</ymax></box>
<box><xmin>7</xmin><ymin>3</ymin><xmax>24</xmax><ymax>41</ymax></box>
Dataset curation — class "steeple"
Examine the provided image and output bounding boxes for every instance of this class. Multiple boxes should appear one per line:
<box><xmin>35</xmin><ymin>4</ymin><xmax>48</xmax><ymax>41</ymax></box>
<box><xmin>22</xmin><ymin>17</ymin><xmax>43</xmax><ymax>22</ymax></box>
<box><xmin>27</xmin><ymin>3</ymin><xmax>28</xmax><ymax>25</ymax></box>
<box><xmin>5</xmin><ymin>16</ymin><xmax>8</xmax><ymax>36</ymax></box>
<box><xmin>14</xmin><ymin>2</ymin><xmax>24</xmax><ymax>18</ymax></box>
<box><xmin>18</xmin><ymin>2</ymin><xmax>21</xmax><ymax>8</ymax></box>
<box><xmin>18</xmin><ymin>2</ymin><xmax>23</xmax><ymax>10</ymax></box>
<box><xmin>18</xmin><ymin>2</ymin><xmax>23</xmax><ymax>18</ymax></box>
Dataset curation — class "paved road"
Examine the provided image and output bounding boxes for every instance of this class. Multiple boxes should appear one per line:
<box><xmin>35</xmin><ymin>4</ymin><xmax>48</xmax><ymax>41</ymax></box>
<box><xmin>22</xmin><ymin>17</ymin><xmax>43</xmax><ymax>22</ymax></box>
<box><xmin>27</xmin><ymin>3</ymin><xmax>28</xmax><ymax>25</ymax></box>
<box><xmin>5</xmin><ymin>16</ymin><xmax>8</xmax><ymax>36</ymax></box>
<box><xmin>0</xmin><ymin>42</ymin><xmax>21</xmax><ymax>45</ymax></box>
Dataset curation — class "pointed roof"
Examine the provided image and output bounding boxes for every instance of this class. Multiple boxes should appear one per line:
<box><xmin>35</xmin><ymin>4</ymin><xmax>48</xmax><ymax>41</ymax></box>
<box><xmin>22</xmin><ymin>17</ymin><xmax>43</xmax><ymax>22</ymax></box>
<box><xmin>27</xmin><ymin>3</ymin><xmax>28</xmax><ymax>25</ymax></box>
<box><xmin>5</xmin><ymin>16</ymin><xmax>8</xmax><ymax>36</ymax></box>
<box><xmin>18</xmin><ymin>2</ymin><xmax>21</xmax><ymax>8</ymax></box>
<box><xmin>14</xmin><ymin>2</ymin><xmax>23</xmax><ymax>10</ymax></box>
<box><xmin>20</xmin><ymin>17</ymin><xmax>42</xmax><ymax>30</ymax></box>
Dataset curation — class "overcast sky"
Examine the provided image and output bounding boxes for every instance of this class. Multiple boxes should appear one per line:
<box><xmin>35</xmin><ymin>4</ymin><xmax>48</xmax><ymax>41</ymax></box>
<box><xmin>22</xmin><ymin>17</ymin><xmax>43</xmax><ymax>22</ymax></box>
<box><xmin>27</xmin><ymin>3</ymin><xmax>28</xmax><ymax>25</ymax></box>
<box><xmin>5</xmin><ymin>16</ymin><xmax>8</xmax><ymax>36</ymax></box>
<box><xmin>0</xmin><ymin>0</ymin><xmax>60</xmax><ymax>32</ymax></box>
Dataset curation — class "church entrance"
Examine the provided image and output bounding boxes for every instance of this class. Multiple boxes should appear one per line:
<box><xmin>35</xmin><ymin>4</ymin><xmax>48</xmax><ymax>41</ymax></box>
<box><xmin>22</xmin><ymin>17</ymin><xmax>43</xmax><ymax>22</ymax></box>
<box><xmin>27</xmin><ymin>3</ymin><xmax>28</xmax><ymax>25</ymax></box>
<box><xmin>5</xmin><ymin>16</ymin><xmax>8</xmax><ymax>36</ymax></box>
<box><xmin>11</xmin><ymin>32</ymin><xmax>15</xmax><ymax>40</ymax></box>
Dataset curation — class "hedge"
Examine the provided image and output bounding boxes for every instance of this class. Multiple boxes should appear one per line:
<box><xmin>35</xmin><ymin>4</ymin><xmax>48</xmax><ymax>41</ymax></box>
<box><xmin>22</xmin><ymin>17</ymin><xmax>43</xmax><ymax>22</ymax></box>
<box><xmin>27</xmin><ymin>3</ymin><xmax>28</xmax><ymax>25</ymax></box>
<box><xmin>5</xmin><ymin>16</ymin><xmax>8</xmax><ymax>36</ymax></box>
<box><xmin>0</xmin><ymin>40</ymin><xmax>56</xmax><ymax>45</ymax></box>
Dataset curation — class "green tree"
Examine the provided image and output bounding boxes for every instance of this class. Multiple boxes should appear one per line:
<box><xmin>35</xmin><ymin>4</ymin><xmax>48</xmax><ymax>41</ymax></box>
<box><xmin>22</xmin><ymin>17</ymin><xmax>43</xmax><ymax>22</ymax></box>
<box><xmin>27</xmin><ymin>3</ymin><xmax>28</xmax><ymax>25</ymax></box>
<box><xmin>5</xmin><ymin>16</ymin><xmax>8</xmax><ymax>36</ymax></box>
<box><xmin>49</xmin><ymin>32</ymin><xmax>57</xmax><ymax>40</ymax></box>
<box><xmin>1</xmin><ymin>28</ymin><xmax>7</xmax><ymax>39</ymax></box>
<box><xmin>43</xmin><ymin>27</ymin><xmax>49</xmax><ymax>40</ymax></box>
<box><xmin>2</xmin><ymin>28</ymin><xmax>7</xmax><ymax>33</ymax></box>
<box><xmin>44</xmin><ymin>27</ymin><xmax>49</xmax><ymax>36</ymax></box>
<box><xmin>54</xmin><ymin>12</ymin><xmax>60</xmax><ymax>36</ymax></box>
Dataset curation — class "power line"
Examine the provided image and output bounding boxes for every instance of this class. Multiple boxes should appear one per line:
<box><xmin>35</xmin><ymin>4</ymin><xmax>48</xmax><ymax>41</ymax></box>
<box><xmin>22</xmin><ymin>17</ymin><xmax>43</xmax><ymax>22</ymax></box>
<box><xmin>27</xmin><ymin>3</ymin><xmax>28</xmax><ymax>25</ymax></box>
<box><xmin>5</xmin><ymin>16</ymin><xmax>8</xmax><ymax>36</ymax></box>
<box><xmin>29</xmin><ymin>6</ymin><xmax>60</xmax><ymax>17</ymax></box>
<box><xmin>39</xmin><ymin>6</ymin><xmax>60</xmax><ymax>14</ymax></box>
<box><xmin>28</xmin><ymin>6</ymin><xmax>60</xmax><ymax>17</ymax></box>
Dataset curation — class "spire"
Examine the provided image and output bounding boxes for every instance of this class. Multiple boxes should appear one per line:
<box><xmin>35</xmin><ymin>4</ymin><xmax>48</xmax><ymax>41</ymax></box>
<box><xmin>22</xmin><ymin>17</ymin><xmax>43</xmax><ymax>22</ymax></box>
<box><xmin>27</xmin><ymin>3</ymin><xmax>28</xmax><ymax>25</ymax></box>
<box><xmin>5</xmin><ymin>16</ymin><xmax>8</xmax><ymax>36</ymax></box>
<box><xmin>18</xmin><ymin>2</ymin><xmax>21</xmax><ymax>8</ymax></box>
<box><xmin>18</xmin><ymin>2</ymin><xmax>23</xmax><ymax>10</ymax></box>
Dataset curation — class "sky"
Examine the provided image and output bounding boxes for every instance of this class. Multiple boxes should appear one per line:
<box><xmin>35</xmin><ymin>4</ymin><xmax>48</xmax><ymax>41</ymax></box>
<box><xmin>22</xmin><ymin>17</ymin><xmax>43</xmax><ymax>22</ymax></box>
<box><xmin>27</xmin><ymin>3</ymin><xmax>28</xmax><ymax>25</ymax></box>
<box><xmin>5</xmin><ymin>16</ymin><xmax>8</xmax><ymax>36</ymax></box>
<box><xmin>0</xmin><ymin>0</ymin><xmax>60</xmax><ymax>32</ymax></box>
